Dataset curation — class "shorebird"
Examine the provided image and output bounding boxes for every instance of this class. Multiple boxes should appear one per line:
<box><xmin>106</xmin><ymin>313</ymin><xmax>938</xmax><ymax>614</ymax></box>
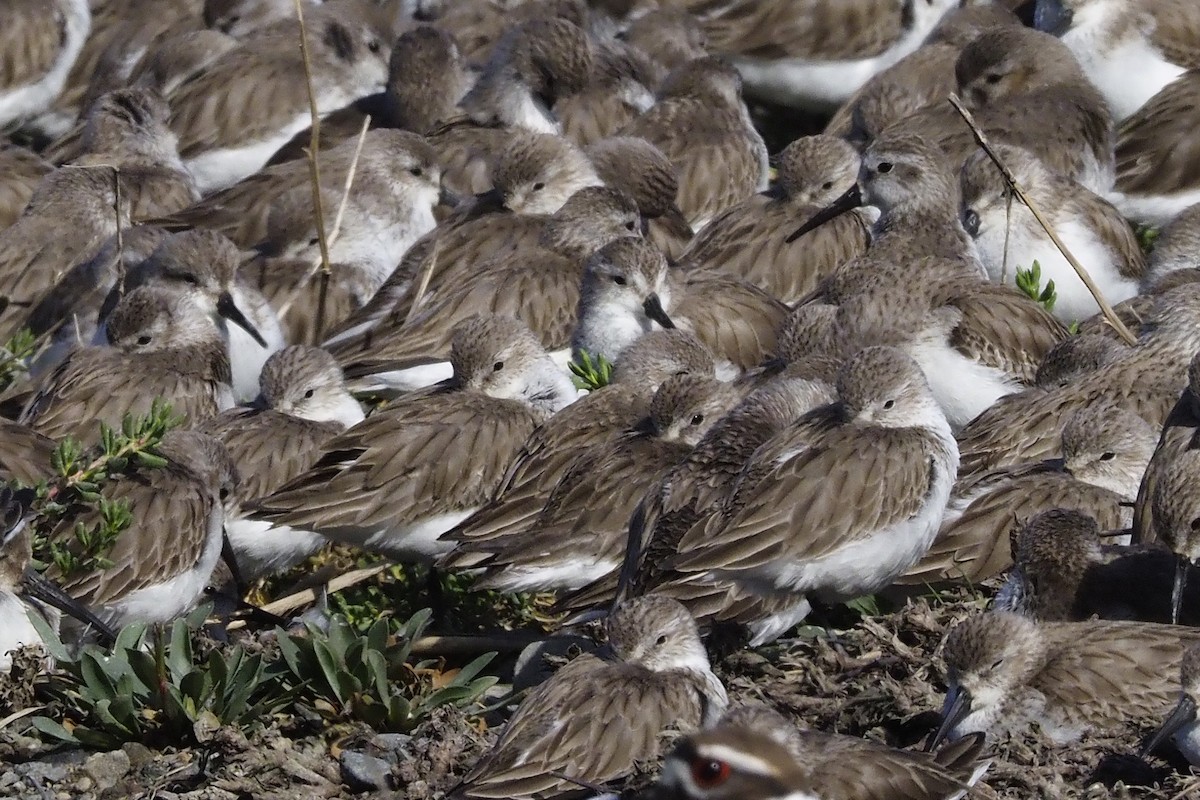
<box><xmin>575</xmin><ymin>362</ymin><xmax>837</xmax><ymax>626</ymax></box>
<box><xmin>678</xmin><ymin>134</ymin><xmax>871</xmax><ymax>305</ymax></box>
<box><xmin>1146</xmin><ymin>448</ymin><xmax>1200</xmax><ymax>624</ymax></box>
<box><xmin>66</xmin><ymin>87</ymin><xmax>200</xmax><ymax>220</ymax></box>
<box><xmin>905</xmin><ymin>404</ymin><xmax>1155</xmax><ymax>585</ymax></box>
<box><xmin>1135</xmin><ymin>350</ymin><xmax>1200</xmax><ymax>545</ymax></box>
<box><xmin>265</xmin><ymin>25</ymin><xmax>472</xmax><ymax>165</ymax></box>
<box><xmin>1109</xmin><ymin>70</ymin><xmax>1200</xmax><ymax>226</ymax></box>
<box><xmin>445</xmin><ymin>375</ymin><xmax>741</xmax><ymax>593</ymax></box>
<box><xmin>0</xmin><ymin>0</ymin><xmax>92</xmax><ymax>129</ymax></box>
<box><xmin>960</xmin><ymin>143</ymin><xmax>1145</xmax><ymax>323</ymax></box>
<box><xmin>555</xmin><ymin>43</ymin><xmax>657</xmax><ymax>148</ymax></box>
<box><xmin>955</xmin><ymin>283</ymin><xmax>1200</xmax><ymax>485</ymax></box>
<box><xmin>0</xmin><ymin>166</ymin><xmax>130</xmax><ymax>339</ymax></box>
<box><xmin>251</xmin><ymin>315</ymin><xmax>577</xmax><ymax>562</ymax></box>
<box><xmin>585</xmin><ymin>136</ymin><xmax>693</xmax><ymax>259</ymax></box>
<box><xmin>663</xmin><ymin>346</ymin><xmax>957</xmax><ymax>644</ymax></box>
<box><xmin>200</xmin><ymin>345</ymin><xmax>364</xmax><ymax>582</ymax></box>
<box><xmin>1145</xmin><ymin>202</ymin><xmax>1200</xmax><ymax>279</ymax></box>
<box><xmin>21</xmin><ymin>285</ymin><xmax>236</xmax><ymax>443</ymax></box>
<box><xmin>332</xmin><ymin>188</ymin><xmax>642</xmax><ymax>391</ymax></box>
<box><xmin>46</xmin><ymin>431</ymin><xmax>237</xmax><ymax>634</ymax></box>
<box><xmin>619</xmin><ymin>56</ymin><xmax>768</xmax><ymax>231</ymax></box>
<box><xmin>1143</xmin><ymin>642</ymin><xmax>1200</xmax><ymax>765</ymax></box>
<box><xmin>619</xmin><ymin>8</ymin><xmax>709</xmax><ymax>83</ymax></box>
<box><xmin>1035</xmin><ymin>0</ymin><xmax>1200</xmax><ymax>121</ymax></box>
<box><xmin>654</xmin><ymin>704</ymin><xmax>991</xmax><ymax>800</ymax></box>
<box><xmin>933</xmin><ymin>611</ymin><xmax>1200</xmax><ymax>748</ymax></box>
<box><xmin>1035</xmin><ymin>332</ymin><xmax>1131</xmax><ymax>388</ymax></box>
<box><xmin>440</xmin><ymin>330</ymin><xmax>714</xmax><ymax>570</ymax></box>
<box><xmin>688</xmin><ymin>0</ymin><xmax>960</xmax><ymax>113</ymax></box>
<box><xmin>167</xmin><ymin>0</ymin><xmax>392</xmax><ymax>192</ymax></box>
<box><xmin>451</xmin><ymin>595</ymin><xmax>726</xmax><ymax>800</ymax></box>
<box><xmin>825</xmin><ymin>4</ymin><xmax>1021</xmax><ymax>143</ymax></box>
<box><xmin>995</xmin><ymin>508</ymin><xmax>1200</xmax><ymax>625</ymax></box>
<box><xmin>0</xmin><ymin>486</ymin><xmax>116</xmax><ymax>670</ymax></box>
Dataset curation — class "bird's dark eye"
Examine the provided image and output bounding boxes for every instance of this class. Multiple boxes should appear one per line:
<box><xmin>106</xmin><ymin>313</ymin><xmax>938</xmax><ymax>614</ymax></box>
<box><xmin>883</xmin><ymin>399</ymin><xmax>895</xmax><ymax>410</ymax></box>
<box><xmin>532</xmin><ymin>182</ymin><xmax>546</xmax><ymax>192</ymax></box>
<box><xmin>304</xmin><ymin>389</ymin><xmax>315</xmax><ymax>399</ymax></box>
<box><xmin>655</xmin><ymin>634</ymin><xmax>668</xmax><ymax>645</ymax></box>
<box><xmin>625</xmin><ymin>220</ymin><xmax>636</xmax><ymax>231</ymax></box>
<box><xmin>611</xmin><ymin>275</ymin><xmax>627</xmax><ymax>286</ymax></box>
<box><xmin>1191</xmin><ymin>517</ymin><xmax>1200</xmax><ymax>532</ymax></box>
<box><xmin>985</xmin><ymin>73</ymin><xmax>1002</xmax><ymax>85</ymax></box>
<box><xmin>493</xmin><ymin>361</ymin><xmax>504</xmax><ymax>371</ymax></box>
<box><xmin>180</xmin><ymin>274</ymin><xmax>200</xmax><ymax>286</ymax></box>
<box><xmin>1098</xmin><ymin>452</ymin><xmax>1115</xmax><ymax>461</ymax></box>
<box><xmin>690</xmin><ymin>414</ymin><xmax>703</xmax><ymax>425</ymax></box>
<box><xmin>877</xmin><ymin>162</ymin><xmax>893</xmax><ymax>174</ymax></box>
<box><xmin>368</xmin><ymin>39</ymin><xmax>382</xmax><ymax>53</ymax></box>
<box><xmin>219</xmin><ymin>487</ymin><xmax>230</xmax><ymax>501</ymax></box>
<box><xmin>137</xmin><ymin>335</ymin><xmax>152</xmax><ymax>345</ymax></box>
<box><xmin>309</xmin><ymin>237</ymin><xmax>320</xmax><ymax>246</ymax></box>
<box><xmin>990</xmin><ymin>657</ymin><xmax>1004</xmax><ymax>669</ymax></box>
<box><xmin>690</xmin><ymin>759</ymin><xmax>731</xmax><ymax>789</ymax></box>
<box><xmin>410</xmin><ymin>167</ymin><xmax>423</xmax><ymax>177</ymax></box>
<box><xmin>821</xmin><ymin>181</ymin><xmax>833</xmax><ymax>190</ymax></box>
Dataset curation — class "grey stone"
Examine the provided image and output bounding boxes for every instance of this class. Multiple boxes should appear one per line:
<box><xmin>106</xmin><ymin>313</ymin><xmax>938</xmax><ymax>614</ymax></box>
<box><xmin>340</xmin><ymin>751</ymin><xmax>394</xmax><ymax>792</ymax></box>
<box><xmin>81</xmin><ymin>749</ymin><xmax>130</xmax><ymax>791</ymax></box>
<box><xmin>369</xmin><ymin>734</ymin><xmax>412</xmax><ymax>758</ymax></box>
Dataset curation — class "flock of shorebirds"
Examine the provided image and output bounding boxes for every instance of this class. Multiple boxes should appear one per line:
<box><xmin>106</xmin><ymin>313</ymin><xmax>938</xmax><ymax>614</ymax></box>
<box><xmin>1</xmin><ymin>0</ymin><xmax>1200</xmax><ymax>796</ymax></box>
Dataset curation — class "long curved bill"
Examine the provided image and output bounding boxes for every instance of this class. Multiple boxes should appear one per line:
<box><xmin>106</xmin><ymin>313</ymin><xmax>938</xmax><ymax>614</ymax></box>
<box><xmin>1141</xmin><ymin>694</ymin><xmax>1197</xmax><ymax>759</ymax></box>
<box><xmin>785</xmin><ymin>184</ymin><xmax>863</xmax><ymax>243</ymax></box>
<box><xmin>216</xmin><ymin>291</ymin><xmax>268</xmax><ymax>348</ymax></box>
<box><xmin>21</xmin><ymin>569</ymin><xmax>118</xmax><ymax>645</ymax></box>
<box><xmin>928</xmin><ymin>684</ymin><xmax>972</xmax><ymax>752</ymax></box>
<box><xmin>1174</xmin><ymin>556</ymin><xmax>1190</xmax><ymax>625</ymax></box>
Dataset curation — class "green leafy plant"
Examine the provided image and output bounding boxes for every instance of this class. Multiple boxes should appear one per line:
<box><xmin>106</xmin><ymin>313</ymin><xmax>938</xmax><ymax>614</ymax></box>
<box><xmin>569</xmin><ymin>349</ymin><xmax>613</xmax><ymax>392</ymax></box>
<box><xmin>0</xmin><ymin>329</ymin><xmax>37</xmax><ymax>393</ymax></box>
<box><xmin>275</xmin><ymin>610</ymin><xmax>498</xmax><ymax>732</ymax></box>
<box><xmin>30</xmin><ymin>399</ymin><xmax>181</xmax><ymax>576</ymax></box>
<box><xmin>1136</xmin><ymin>224</ymin><xmax>1159</xmax><ymax>254</ymax></box>
<box><xmin>29</xmin><ymin>605</ymin><xmax>286</xmax><ymax>749</ymax></box>
<box><xmin>1016</xmin><ymin>260</ymin><xmax>1056</xmax><ymax>312</ymax></box>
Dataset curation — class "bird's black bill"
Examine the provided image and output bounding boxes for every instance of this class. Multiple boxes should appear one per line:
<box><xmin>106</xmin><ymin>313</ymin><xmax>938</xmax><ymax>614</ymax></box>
<box><xmin>438</xmin><ymin>185</ymin><xmax>462</xmax><ymax>208</ymax></box>
<box><xmin>216</xmin><ymin>292</ymin><xmax>268</xmax><ymax>348</ymax></box>
<box><xmin>786</xmin><ymin>184</ymin><xmax>862</xmax><ymax>243</ymax></box>
<box><xmin>1173</xmin><ymin>556</ymin><xmax>1190</xmax><ymax>625</ymax></box>
<box><xmin>1034</xmin><ymin>0</ymin><xmax>1073</xmax><ymax>37</ymax></box>
<box><xmin>643</xmin><ymin>293</ymin><xmax>675</xmax><ymax>329</ymax></box>
<box><xmin>928</xmin><ymin>685</ymin><xmax>972</xmax><ymax>752</ymax></box>
<box><xmin>21</xmin><ymin>569</ymin><xmax>117</xmax><ymax>645</ymax></box>
<box><xmin>468</xmin><ymin>187</ymin><xmax>508</xmax><ymax>216</ymax></box>
<box><xmin>1141</xmin><ymin>694</ymin><xmax>1197</xmax><ymax>758</ymax></box>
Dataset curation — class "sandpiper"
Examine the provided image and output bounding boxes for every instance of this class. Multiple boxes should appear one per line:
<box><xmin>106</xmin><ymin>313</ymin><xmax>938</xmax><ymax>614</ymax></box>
<box><xmin>678</xmin><ymin>135</ymin><xmax>871</xmax><ymax>305</ymax></box>
<box><xmin>1109</xmin><ymin>70</ymin><xmax>1200</xmax><ymax>226</ymax></box>
<box><xmin>665</xmin><ymin>346</ymin><xmax>958</xmax><ymax>644</ymax></box>
<box><xmin>0</xmin><ymin>486</ymin><xmax>116</xmax><ymax>670</ymax></box>
<box><xmin>251</xmin><ymin>315</ymin><xmax>577</xmax><ymax>562</ymax></box>
<box><xmin>46</xmin><ymin>431</ymin><xmax>237</xmax><ymax>635</ymax></box>
<box><xmin>654</xmin><ymin>704</ymin><xmax>991</xmax><ymax>800</ymax></box>
<box><xmin>168</xmin><ymin>0</ymin><xmax>392</xmax><ymax>192</ymax></box>
<box><xmin>1135</xmin><ymin>350</ymin><xmax>1200</xmax><ymax>545</ymax></box>
<box><xmin>555</xmin><ymin>43</ymin><xmax>656</xmax><ymax>148</ymax></box>
<box><xmin>619</xmin><ymin>56</ymin><xmax>768</xmax><ymax>231</ymax></box>
<box><xmin>934</xmin><ymin>611</ymin><xmax>1200</xmax><ymax>748</ymax></box>
<box><xmin>1035</xmin><ymin>332</ymin><xmax>1131</xmax><ymax>388</ymax></box>
<box><xmin>1145</xmin><ymin>202</ymin><xmax>1200</xmax><ymax>280</ymax></box>
<box><xmin>451</xmin><ymin>595</ymin><xmax>726</xmax><ymax>800</ymax></box>
<box><xmin>0</xmin><ymin>166</ymin><xmax>129</xmax><ymax>339</ymax></box>
<box><xmin>333</xmin><ymin>189</ymin><xmax>642</xmax><ymax>391</ymax></box>
<box><xmin>1146</xmin><ymin>448</ymin><xmax>1200</xmax><ymax>624</ymax></box>
<box><xmin>906</xmin><ymin>404</ymin><xmax>1155</xmax><ymax>585</ymax></box>
<box><xmin>698</xmin><ymin>0</ymin><xmax>960</xmax><ymax>113</ymax></box>
<box><xmin>960</xmin><ymin>143</ymin><xmax>1145</xmax><ymax>323</ymax></box>
<box><xmin>200</xmin><ymin>345</ymin><xmax>364</xmax><ymax>582</ymax></box>
<box><xmin>955</xmin><ymin>283</ymin><xmax>1200</xmax><ymax>485</ymax></box>
<box><xmin>996</xmin><ymin>508</ymin><xmax>1200</xmax><ymax>625</ymax></box>
<box><xmin>0</xmin><ymin>0</ymin><xmax>92</xmax><ymax>129</ymax></box>
<box><xmin>1035</xmin><ymin>0</ymin><xmax>1199</xmax><ymax>121</ymax></box>
<box><xmin>447</xmin><ymin>375</ymin><xmax>741</xmax><ymax>593</ymax></box>
<box><xmin>67</xmin><ymin>87</ymin><xmax>200</xmax><ymax>220</ymax></box>
<box><xmin>1143</xmin><ymin>642</ymin><xmax>1200</xmax><ymax>765</ymax></box>
<box><xmin>21</xmin><ymin>285</ymin><xmax>236</xmax><ymax>443</ymax></box>
<box><xmin>440</xmin><ymin>330</ymin><xmax>714</xmax><ymax>569</ymax></box>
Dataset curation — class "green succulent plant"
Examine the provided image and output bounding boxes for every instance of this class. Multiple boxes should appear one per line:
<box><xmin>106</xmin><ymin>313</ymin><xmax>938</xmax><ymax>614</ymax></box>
<box><xmin>1015</xmin><ymin>260</ymin><xmax>1056</xmax><ymax>313</ymax></box>
<box><xmin>569</xmin><ymin>349</ymin><xmax>614</xmax><ymax>392</ymax></box>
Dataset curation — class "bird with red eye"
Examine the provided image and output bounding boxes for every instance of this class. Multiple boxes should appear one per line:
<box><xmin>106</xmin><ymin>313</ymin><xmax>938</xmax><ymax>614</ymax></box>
<box><xmin>690</xmin><ymin>756</ymin><xmax>732</xmax><ymax>788</ymax></box>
